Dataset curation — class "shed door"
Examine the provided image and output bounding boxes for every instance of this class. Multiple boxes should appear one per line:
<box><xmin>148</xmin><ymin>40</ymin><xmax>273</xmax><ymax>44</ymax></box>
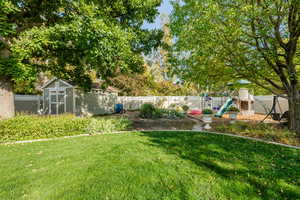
<box><xmin>49</xmin><ymin>90</ymin><xmax>66</xmax><ymax>114</ymax></box>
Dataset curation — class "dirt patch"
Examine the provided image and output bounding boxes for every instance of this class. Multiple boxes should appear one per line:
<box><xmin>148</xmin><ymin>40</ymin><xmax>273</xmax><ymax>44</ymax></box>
<box><xmin>102</xmin><ymin>112</ymin><xmax>280</xmax><ymax>131</ymax></box>
<box><xmin>131</xmin><ymin>118</ymin><xmax>196</xmax><ymax>131</ymax></box>
<box><xmin>189</xmin><ymin>113</ymin><xmax>278</xmax><ymax>124</ymax></box>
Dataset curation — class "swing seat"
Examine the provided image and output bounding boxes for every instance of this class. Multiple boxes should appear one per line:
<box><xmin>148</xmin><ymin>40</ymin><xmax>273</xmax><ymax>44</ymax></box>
<box><xmin>280</xmin><ymin>111</ymin><xmax>289</xmax><ymax>121</ymax></box>
<box><xmin>271</xmin><ymin>113</ymin><xmax>281</xmax><ymax>121</ymax></box>
<box><xmin>271</xmin><ymin>111</ymin><xmax>289</xmax><ymax>121</ymax></box>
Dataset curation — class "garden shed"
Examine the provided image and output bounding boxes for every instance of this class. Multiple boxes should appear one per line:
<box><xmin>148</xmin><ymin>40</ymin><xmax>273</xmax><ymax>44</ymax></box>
<box><xmin>41</xmin><ymin>78</ymin><xmax>75</xmax><ymax>115</ymax></box>
<box><xmin>41</xmin><ymin>78</ymin><xmax>118</xmax><ymax>115</ymax></box>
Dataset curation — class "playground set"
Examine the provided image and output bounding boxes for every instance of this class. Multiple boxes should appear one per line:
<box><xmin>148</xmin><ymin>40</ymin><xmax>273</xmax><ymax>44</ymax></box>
<box><xmin>191</xmin><ymin>87</ymin><xmax>288</xmax><ymax>125</ymax></box>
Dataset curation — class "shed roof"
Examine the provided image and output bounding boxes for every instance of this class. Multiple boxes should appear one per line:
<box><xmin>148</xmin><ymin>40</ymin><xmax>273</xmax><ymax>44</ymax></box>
<box><xmin>41</xmin><ymin>78</ymin><xmax>73</xmax><ymax>89</ymax></box>
<box><xmin>41</xmin><ymin>78</ymin><xmax>119</xmax><ymax>93</ymax></box>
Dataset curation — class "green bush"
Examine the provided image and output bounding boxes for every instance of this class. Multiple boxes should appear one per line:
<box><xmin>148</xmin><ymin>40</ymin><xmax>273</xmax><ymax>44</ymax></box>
<box><xmin>0</xmin><ymin>114</ymin><xmax>131</xmax><ymax>143</ymax></box>
<box><xmin>85</xmin><ymin>117</ymin><xmax>131</xmax><ymax>135</ymax></box>
<box><xmin>140</xmin><ymin>103</ymin><xmax>162</xmax><ymax>119</ymax></box>
<box><xmin>159</xmin><ymin>109</ymin><xmax>185</xmax><ymax>120</ymax></box>
<box><xmin>139</xmin><ymin>103</ymin><xmax>185</xmax><ymax>119</ymax></box>
<box><xmin>202</xmin><ymin>108</ymin><xmax>213</xmax><ymax>115</ymax></box>
<box><xmin>181</xmin><ymin>105</ymin><xmax>189</xmax><ymax>112</ymax></box>
<box><xmin>227</xmin><ymin>106</ymin><xmax>240</xmax><ymax>112</ymax></box>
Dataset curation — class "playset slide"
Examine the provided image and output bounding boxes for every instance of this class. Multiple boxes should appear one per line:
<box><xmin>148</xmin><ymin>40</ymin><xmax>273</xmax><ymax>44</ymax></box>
<box><xmin>215</xmin><ymin>98</ymin><xmax>233</xmax><ymax>117</ymax></box>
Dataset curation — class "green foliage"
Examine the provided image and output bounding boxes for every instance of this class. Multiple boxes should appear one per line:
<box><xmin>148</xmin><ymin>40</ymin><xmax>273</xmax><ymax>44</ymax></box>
<box><xmin>140</xmin><ymin>103</ymin><xmax>161</xmax><ymax>119</ymax></box>
<box><xmin>0</xmin><ymin>0</ymin><xmax>163</xmax><ymax>90</ymax></box>
<box><xmin>169</xmin><ymin>0</ymin><xmax>300</xmax><ymax>133</ymax></box>
<box><xmin>139</xmin><ymin>103</ymin><xmax>185</xmax><ymax>119</ymax></box>
<box><xmin>159</xmin><ymin>109</ymin><xmax>185</xmax><ymax>120</ymax></box>
<box><xmin>181</xmin><ymin>105</ymin><xmax>189</xmax><ymax>112</ymax></box>
<box><xmin>215</xmin><ymin>122</ymin><xmax>299</xmax><ymax>146</ymax></box>
<box><xmin>0</xmin><ymin>114</ymin><xmax>130</xmax><ymax>143</ymax></box>
<box><xmin>169</xmin><ymin>0</ymin><xmax>300</xmax><ymax>95</ymax></box>
<box><xmin>0</xmin><ymin>1</ymin><xmax>18</xmax><ymax>37</ymax></box>
<box><xmin>202</xmin><ymin>109</ymin><xmax>213</xmax><ymax>115</ymax></box>
<box><xmin>227</xmin><ymin>106</ymin><xmax>240</xmax><ymax>112</ymax></box>
<box><xmin>85</xmin><ymin>117</ymin><xmax>131</xmax><ymax>135</ymax></box>
<box><xmin>110</xmin><ymin>70</ymin><xmax>198</xmax><ymax>96</ymax></box>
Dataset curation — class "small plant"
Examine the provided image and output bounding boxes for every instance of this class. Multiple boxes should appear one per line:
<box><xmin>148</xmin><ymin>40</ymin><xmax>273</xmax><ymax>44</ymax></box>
<box><xmin>181</xmin><ymin>105</ymin><xmax>189</xmax><ymax>112</ymax></box>
<box><xmin>228</xmin><ymin>106</ymin><xmax>240</xmax><ymax>112</ymax></box>
<box><xmin>86</xmin><ymin>117</ymin><xmax>131</xmax><ymax>135</ymax></box>
<box><xmin>156</xmin><ymin>98</ymin><xmax>167</xmax><ymax>108</ymax></box>
<box><xmin>202</xmin><ymin>108</ymin><xmax>213</xmax><ymax>115</ymax></box>
<box><xmin>174</xmin><ymin>105</ymin><xmax>183</xmax><ymax>112</ymax></box>
<box><xmin>169</xmin><ymin>103</ymin><xmax>177</xmax><ymax>108</ymax></box>
<box><xmin>140</xmin><ymin>103</ymin><xmax>161</xmax><ymax>119</ymax></box>
<box><xmin>159</xmin><ymin>109</ymin><xmax>185</xmax><ymax>119</ymax></box>
<box><xmin>139</xmin><ymin>104</ymin><xmax>185</xmax><ymax>119</ymax></box>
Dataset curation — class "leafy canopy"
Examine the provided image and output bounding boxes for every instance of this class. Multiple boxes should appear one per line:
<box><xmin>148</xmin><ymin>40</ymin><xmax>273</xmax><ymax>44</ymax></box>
<box><xmin>169</xmin><ymin>0</ymin><xmax>300</xmax><ymax>95</ymax></box>
<box><xmin>0</xmin><ymin>0</ymin><xmax>163</xmax><ymax>90</ymax></box>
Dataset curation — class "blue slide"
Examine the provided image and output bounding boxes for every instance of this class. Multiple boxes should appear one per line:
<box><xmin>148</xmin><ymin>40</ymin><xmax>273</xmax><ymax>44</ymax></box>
<box><xmin>215</xmin><ymin>98</ymin><xmax>233</xmax><ymax>117</ymax></box>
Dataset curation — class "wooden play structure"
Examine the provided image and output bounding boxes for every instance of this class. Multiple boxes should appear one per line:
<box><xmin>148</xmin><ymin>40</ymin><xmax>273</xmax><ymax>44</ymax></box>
<box><xmin>238</xmin><ymin>88</ymin><xmax>255</xmax><ymax>116</ymax></box>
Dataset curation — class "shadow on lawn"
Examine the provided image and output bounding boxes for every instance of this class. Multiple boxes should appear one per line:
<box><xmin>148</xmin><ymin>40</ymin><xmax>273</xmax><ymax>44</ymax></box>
<box><xmin>141</xmin><ymin>131</ymin><xmax>300</xmax><ymax>200</ymax></box>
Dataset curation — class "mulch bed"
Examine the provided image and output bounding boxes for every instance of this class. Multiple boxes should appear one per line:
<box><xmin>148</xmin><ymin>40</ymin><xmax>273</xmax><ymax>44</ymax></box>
<box><xmin>108</xmin><ymin>111</ymin><xmax>197</xmax><ymax>131</ymax></box>
<box><xmin>108</xmin><ymin>111</ymin><xmax>280</xmax><ymax>131</ymax></box>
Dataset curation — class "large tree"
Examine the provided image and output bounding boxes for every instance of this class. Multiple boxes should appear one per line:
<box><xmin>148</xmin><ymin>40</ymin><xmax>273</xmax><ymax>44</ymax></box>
<box><xmin>169</xmin><ymin>0</ymin><xmax>300</xmax><ymax>135</ymax></box>
<box><xmin>0</xmin><ymin>0</ymin><xmax>163</xmax><ymax>118</ymax></box>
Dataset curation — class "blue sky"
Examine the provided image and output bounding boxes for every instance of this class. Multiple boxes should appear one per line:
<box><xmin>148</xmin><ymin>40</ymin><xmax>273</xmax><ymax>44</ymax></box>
<box><xmin>143</xmin><ymin>0</ymin><xmax>172</xmax><ymax>30</ymax></box>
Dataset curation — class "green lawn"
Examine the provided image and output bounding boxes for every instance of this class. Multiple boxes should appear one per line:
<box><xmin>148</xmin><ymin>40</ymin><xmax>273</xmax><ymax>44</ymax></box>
<box><xmin>0</xmin><ymin>131</ymin><xmax>299</xmax><ymax>200</ymax></box>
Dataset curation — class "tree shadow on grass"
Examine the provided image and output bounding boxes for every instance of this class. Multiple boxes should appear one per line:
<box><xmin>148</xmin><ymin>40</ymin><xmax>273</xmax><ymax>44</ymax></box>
<box><xmin>141</xmin><ymin>131</ymin><xmax>300</xmax><ymax>200</ymax></box>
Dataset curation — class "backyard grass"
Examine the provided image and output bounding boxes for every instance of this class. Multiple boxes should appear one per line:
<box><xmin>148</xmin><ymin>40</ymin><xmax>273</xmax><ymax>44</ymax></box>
<box><xmin>0</xmin><ymin>131</ymin><xmax>299</xmax><ymax>200</ymax></box>
<box><xmin>0</xmin><ymin>114</ymin><xmax>131</xmax><ymax>143</ymax></box>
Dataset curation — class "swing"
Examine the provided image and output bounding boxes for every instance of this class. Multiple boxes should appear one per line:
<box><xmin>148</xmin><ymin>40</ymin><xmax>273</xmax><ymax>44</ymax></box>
<box><xmin>260</xmin><ymin>96</ymin><xmax>288</xmax><ymax>123</ymax></box>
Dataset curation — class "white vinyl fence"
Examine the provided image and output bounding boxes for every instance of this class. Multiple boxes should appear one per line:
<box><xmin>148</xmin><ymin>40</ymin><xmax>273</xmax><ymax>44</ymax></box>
<box><xmin>14</xmin><ymin>95</ymin><xmax>42</xmax><ymax>114</ymax></box>
<box><xmin>254</xmin><ymin>96</ymin><xmax>288</xmax><ymax>114</ymax></box>
<box><xmin>117</xmin><ymin>96</ymin><xmax>229</xmax><ymax>111</ymax></box>
<box><xmin>14</xmin><ymin>94</ymin><xmax>289</xmax><ymax>115</ymax></box>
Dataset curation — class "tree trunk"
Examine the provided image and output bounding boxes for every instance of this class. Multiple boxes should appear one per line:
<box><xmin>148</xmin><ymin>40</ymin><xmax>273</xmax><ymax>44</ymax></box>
<box><xmin>295</xmin><ymin>96</ymin><xmax>300</xmax><ymax>136</ymax></box>
<box><xmin>288</xmin><ymin>87</ymin><xmax>300</xmax><ymax>136</ymax></box>
<box><xmin>0</xmin><ymin>76</ymin><xmax>15</xmax><ymax>119</ymax></box>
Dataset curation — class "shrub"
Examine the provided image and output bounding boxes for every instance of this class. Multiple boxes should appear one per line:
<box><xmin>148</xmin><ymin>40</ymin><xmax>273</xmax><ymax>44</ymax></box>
<box><xmin>156</xmin><ymin>98</ymin><xmax>167</xmax><ymax>108</ymax></box>
<box><xmin>140</xmin><ymin>103</ymin><xmax>161</xmax><ymax>119</ymax></box>
<box><xmin>86</xmin><ymin>117</ymin><xmax>131</xmax><ymax>135</ymax></box>
<box><xmin>0</xmin><ymin>114</ymin><xmax>131</xmax><ymax>143</ymax></box>
<box><xmin>182</xmin><ymin>105</ymin><xmax>189</xmax><ymax>112</ymax></box>
<box><xmin>227</xmin><ymin>106</ymin><xmax>240</xmax><ymax>112</ymax></box>
<box><xmin>159</xmin><ymin>109</ymin><xmax>185</xmax><ymax>120</ymax></box>
<box><xmin>0</xmin><ymin>114</ymin><xmax>90</xmax><ymax>142</ymax></box>
<box><xmin>202</xmin><ymin>108</ymin><xmax>213</xmax><ymax>115</ymax></box>
<box><xmin>139</xmin><ymin>103</ymin><xmax>185</xmax><ymax>119</ymax></box>
<box><xmin>169</xmin><ymin>103</ymin><xmax>176</xmax><ymax>108</ymax></box>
